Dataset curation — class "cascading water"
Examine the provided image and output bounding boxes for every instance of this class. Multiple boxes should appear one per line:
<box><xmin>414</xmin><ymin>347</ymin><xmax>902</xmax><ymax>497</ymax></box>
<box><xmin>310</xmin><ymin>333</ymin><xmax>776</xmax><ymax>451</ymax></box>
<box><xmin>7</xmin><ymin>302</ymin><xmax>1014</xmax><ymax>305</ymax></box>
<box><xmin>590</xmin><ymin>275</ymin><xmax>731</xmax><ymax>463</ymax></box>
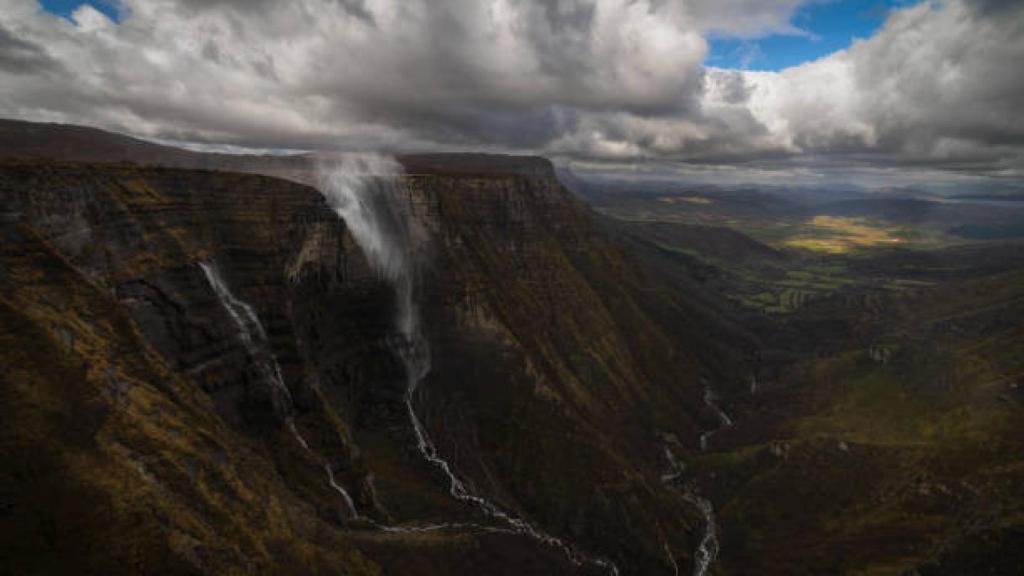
<box><xmin>664</xmin><ymin>381</ymin><xmax>734</xmax><ymax>576</ymax></box>
<box><xmin>699</xmin><ymin>383</ymin><xmax>734</xmax><ymax>452</ymax></box>
<box><xmin>662</xmin><ymin>446</ymin><xmax>719</xmax><ymax>576</ymax></box>
<box><xmin>199</xmin><ymin>261</ymin><xmax>293</xmax><ymax>417</ymax></box>
<box><xmin>704</xmin><ymin>385</ymin><xmax>734</xmax><ymax>428</ymax></box>
<box><xmin>198</xmin><ymin>261</ymin><xmax>359</xmax><ymax>519</ymax></box>
<box><xmin>316</xmin><ymin>154</ymin><xmax>619</xmax><ymax>575</ymax></box>
<box><xmin>685</xmin><ymin>491</ymin><xmax>719</xmax><ymax>576</ymax></box>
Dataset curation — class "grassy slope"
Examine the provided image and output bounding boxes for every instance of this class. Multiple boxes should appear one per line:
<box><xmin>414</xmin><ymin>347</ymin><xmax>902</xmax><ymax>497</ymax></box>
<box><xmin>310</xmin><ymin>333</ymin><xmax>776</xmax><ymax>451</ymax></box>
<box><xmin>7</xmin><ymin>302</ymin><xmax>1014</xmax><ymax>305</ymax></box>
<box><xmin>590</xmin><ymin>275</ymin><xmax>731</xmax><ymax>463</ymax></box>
<box><xmin>703</xmin><ymin>271</ymin><xmax>1024</xmax><ymax>575</ymax></box>
<box><xmin>591</xmin><ymin>192</ymin><xmax>1024</xmax><ymax>573</ymax></box>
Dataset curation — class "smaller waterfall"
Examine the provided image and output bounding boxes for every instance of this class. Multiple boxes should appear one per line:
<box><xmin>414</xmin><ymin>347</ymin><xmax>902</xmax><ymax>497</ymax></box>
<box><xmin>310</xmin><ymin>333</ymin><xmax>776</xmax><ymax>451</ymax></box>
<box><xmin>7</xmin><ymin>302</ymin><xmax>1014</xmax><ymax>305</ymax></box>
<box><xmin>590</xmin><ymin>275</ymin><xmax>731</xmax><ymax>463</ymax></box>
<box><xmin>684</xmin><ymin>491</ymin><xmax>719</xmax><ymax>576</ymax></box>
<box><xmin>199</xmin><ymin>262</ymin><xmax>292</xmax><ymax>416</ymax></box>
<box><xmin>698</xmin><ymin>384</ymin><xmax>734</xmax><ymax>452</ymax></box>
<box><xmin>199</xmin><ymin>261</ymin><xmax>360</xmax><ymax>520</ymax></box>
<box><xmin>324</xmin><ymin>462</ymin><xmax>359</xmax><ymax>517</ymax></box>
<box><xmin>664</xmin><ymin>540</ymin><xmax>681</xmax><ymax>576</ymax></box>
<box><xmin>703</xmin><ymin>386</ymin><xmax>733</xmax><ymax>428</ymax></box>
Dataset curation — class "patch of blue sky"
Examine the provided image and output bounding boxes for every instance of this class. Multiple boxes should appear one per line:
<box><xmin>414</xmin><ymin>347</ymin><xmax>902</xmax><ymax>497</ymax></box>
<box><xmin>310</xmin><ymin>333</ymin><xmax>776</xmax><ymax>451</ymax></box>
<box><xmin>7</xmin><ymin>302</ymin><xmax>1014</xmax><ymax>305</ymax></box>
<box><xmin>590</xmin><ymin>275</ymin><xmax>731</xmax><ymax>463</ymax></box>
<box><xmin>707</xmin><ymin>0</ymin><xmax>916</xmax><ymax>71</ymax></box>
<box><xmin>38</xmin><ymin>0</ymin><xmax>122</xmax><ymax>23</ymax></box>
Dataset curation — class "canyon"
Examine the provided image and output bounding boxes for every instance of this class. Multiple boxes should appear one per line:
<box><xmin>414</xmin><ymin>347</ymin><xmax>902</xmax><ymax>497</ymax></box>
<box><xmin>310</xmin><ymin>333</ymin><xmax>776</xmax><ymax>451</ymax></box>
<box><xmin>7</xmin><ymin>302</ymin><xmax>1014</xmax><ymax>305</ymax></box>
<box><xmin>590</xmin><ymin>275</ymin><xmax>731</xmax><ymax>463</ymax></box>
<box><xmin>2</xmin><ymin>120</ymin><xmax>1023</xmax><ymax>575</ymax></box>
<box><xmin>0</xmin><ymin>121</ymin><xmax>751</xmax><ymax>575</ymax></box>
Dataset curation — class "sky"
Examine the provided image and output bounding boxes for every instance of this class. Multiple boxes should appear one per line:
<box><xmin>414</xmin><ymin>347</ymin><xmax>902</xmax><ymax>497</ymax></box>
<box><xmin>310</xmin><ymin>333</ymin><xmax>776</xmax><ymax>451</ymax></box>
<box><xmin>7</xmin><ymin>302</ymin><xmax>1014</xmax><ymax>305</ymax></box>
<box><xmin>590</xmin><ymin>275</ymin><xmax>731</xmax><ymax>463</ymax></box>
<box><xmin>707</xmin><ymin>1</ymin><xmax>902</xmax><ymax>70</ymax></box>
<box><xmin>37</xmin><ymin>0</ymin><xmax>119</xmax><ymax>20</ymax></box>
<box><xmin>3</xmin><ymin>0</ymin><xmax>1023</xmax><ymax>188</ymax></box>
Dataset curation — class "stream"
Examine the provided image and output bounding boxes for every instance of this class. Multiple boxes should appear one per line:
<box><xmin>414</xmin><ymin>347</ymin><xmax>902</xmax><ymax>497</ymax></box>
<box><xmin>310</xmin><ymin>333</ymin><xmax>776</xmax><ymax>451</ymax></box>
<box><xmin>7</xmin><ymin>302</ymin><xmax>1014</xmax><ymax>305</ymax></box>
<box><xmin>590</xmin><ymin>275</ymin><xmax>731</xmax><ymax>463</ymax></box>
<box><xmin>664</xmin><ymin>381</ymin><xmax>735</xmax><ymax>576</ymax></box>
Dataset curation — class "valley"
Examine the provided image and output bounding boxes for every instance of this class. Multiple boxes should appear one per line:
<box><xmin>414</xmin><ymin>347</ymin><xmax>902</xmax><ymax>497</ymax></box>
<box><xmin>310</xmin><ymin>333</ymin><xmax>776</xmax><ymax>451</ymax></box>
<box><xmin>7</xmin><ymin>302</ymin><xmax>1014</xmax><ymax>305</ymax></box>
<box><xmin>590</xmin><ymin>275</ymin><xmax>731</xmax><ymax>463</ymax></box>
<box><xmin>3</xmin><ymin>0</ymin><xmax>1022</xmax><ymax>573</ymax></box>
<box><xmin>586</xmin><ymin>176</ymin><xmax>1024</xmax><ymax>574</ymax></box>
<box><xmin>1</xmin><ymin>120</ymin><xmax>1023</xmax><ymax>575</ymax></box>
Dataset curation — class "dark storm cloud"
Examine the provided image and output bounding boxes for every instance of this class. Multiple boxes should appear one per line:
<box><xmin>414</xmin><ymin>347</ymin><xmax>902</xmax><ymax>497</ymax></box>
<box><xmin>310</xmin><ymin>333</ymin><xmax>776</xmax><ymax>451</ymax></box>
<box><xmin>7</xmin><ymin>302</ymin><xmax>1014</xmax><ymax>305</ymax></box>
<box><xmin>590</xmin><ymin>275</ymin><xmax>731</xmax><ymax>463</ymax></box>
<box><xmin>0</xmin><ymin>23</ymin><xmax>61</xmax><ymax>74</ymax></box>
<box><xmin>970</xmin><ymin>0</ymin><xmax>1024</xmax><ymax>16</ymax></box>
<box><xmin>176</xmin><ymin>0</ymin><xmax>374</xmax><ymax>22</ymax></box>
<box><xmin>707</xmin><ymin>70</ymin><xmax>751</xmax><ymax>105</ymax></box>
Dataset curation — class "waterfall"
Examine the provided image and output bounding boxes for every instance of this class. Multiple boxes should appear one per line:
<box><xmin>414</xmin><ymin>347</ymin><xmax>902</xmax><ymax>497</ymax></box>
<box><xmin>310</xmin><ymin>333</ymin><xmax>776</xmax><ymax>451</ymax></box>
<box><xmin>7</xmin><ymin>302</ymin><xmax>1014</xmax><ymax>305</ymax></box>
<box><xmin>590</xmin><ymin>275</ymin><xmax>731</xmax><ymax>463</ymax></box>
<box><xmin>324</xmin><ymin>462</ymin><xmax>359</xmax><ymax>517</ymax></box>
<box><xmin>315</xmin><ymin>155</ymin><xmax>619</xmax><ymax>576</ymax></box>
<box><xmin>662</xmin><ymin>445</ymin><xmax>719</xmax><ymax>576</ymax></box>
<box><xmin>698</xmin><ymin>383</ymin><xmax>734</xmax><ymax>452</ymax></box>
<box><xmin>664</xmin><ymin>540</ymin><xmax>681</xmax><ymax>576</ymax></box>
<box><xmin>703</xmin><ymin>385</ymin><xmax>733</xmax><ymax>428</ymax></box>
<box><xmin>685</xmin><ymin>491</ymin><xmax>719</xmax><ymax>576</ymax></box>
<box><xmin>199</xmin><ymin>261</ymin><xmax>292</xmax><ymax>417</ymax></box>
<box><xmin>198</xmin><ymin>261</ymin><xmax>360</xmax><ymax>520</ymax></box>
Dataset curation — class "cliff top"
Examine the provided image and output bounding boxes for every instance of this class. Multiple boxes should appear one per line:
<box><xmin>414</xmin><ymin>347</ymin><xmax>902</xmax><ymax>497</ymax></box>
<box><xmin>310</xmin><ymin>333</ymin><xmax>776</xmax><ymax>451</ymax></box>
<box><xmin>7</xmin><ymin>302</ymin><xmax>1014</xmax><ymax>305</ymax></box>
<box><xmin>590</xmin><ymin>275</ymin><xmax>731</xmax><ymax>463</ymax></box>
<box><xmin>0</xmin><ymin>119</ymin><xmax>554</xmax><ymax>179</ymax></box>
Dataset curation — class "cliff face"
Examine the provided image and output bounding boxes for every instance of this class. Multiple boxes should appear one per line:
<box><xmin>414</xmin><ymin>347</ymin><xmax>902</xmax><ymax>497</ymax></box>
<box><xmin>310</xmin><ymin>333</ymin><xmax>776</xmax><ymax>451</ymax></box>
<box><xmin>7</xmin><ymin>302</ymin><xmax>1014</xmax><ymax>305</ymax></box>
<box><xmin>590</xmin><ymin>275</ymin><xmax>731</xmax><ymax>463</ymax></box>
<box><xmin>0</xmin><ymin>164</ymin><xmax>382</xmax><ymax>575</ymax></box>
<box><xmin>407</xmin><ymin>170</ymin><xmax>711</xmax><ymax>571</ymax></box>
<box><xmin>0</xmin><ymin>157</ymin><xmax>738</xmax><ymax>574</ymax></box>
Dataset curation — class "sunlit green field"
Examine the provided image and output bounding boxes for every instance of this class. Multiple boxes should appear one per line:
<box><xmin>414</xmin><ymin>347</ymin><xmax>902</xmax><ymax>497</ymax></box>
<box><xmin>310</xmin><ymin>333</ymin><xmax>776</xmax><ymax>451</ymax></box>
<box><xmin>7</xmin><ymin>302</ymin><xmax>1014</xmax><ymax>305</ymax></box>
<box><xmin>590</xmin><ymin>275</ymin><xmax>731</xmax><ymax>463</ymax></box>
<box><xmin>783</xmin><ymin>216</ymin><xmax>907</xmax><ymax>254</ymax></box>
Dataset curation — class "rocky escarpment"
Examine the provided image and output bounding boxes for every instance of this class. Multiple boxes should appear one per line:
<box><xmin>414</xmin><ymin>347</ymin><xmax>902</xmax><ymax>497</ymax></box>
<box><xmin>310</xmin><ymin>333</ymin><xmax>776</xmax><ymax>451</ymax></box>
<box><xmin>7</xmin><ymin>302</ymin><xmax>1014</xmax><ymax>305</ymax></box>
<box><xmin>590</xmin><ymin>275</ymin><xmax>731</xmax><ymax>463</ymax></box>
<box><xmin>1</xmin><ymin>151</ymin><xmax>746</xmax><ymax>574</ymax></box>
<box><xmin>0</xmin><ymin>166</ymin><xmax>383</xmax><ymax>575</ymax></box>
<box><xmin>401</xmin><ymin>168</ymin><xmax>726</xmax><ymax>572</ymax></box>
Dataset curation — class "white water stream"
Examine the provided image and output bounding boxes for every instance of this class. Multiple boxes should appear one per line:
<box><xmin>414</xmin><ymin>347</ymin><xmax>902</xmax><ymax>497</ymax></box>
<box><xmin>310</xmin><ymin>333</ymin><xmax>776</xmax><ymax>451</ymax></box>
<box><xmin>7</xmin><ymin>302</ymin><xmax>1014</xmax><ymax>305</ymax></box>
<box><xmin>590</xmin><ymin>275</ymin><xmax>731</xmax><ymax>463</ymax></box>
<box><xmin>199</xmin><ymin>262</ymin><xmax>292</xmax><ymax>415</ymax></box>
<box><xmin>664</xmin><ymin>380</ymin><xmax>735</xmax><ymax>576</ymax></box>
<box><xmin>316</xmin><ymin>155</ymin><xmax>619</xmax><ymax>575</ymax></box>
<box><xmin>704</xmin><ymin>385</ymin><xmax>734</xmax><ymax>428</ymax></box>
<box><xmin>199</xmin><ymin>261</ymin><xmax>360</xmax><ymax>519</ymax></box>
<box><xmin>698</xmin><ymin>384</ymin><xmax>734</xmax><ymax>453</ymax></box>
<box><xmin>663</xmin><ymin>445</ymin><xmax>719</xmax><ymax>576</ymax></box>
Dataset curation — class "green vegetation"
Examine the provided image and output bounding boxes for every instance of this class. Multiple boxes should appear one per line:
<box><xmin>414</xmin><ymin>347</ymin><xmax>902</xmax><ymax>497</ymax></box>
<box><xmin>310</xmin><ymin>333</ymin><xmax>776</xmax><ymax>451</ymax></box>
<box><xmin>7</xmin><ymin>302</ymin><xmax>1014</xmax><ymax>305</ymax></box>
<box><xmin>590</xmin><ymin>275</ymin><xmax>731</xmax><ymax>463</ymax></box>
<box><xmin>658</xmin><ymin>195</ymin><xmax>714</xmax><ymax>205</ymax></box>
<box><xmin>784</xmin><ymin>216</ymin><xmax>908</xmax><ymax>254</ymax></box>
<box><xmin>591</xmin><ymin>191</ymin><xmax>997</xmax><ymax>254</ymax></box>
<box><xmin>702</xmin><ymin>267</ymin><xmax>1024</xmax><ymax>575</ymax></box>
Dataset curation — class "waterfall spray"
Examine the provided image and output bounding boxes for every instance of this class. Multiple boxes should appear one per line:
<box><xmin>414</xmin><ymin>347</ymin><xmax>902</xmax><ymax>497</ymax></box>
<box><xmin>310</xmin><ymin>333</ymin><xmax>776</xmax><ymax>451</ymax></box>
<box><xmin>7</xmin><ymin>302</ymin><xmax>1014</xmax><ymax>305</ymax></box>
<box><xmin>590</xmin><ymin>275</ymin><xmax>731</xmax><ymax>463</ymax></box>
<box><xmin>198</xmin><ymin>261</ymin><xmax>360</xmax><ymax>520</ymax></box>
<box><xmin>315</xmin><ymin>155</ymin><xmax>619</xmax><ymax>575</ymax></box>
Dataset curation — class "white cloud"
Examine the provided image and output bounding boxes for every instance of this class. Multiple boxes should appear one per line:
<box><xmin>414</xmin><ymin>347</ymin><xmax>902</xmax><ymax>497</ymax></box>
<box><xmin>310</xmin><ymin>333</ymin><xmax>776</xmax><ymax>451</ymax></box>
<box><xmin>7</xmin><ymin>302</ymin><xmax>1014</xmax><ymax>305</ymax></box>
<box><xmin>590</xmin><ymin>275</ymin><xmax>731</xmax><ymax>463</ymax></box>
<box><xmin>0</xmin><ymin>0</ymin><xmax>1021</xmax><ymax>181</ymax></box>
<box><xmin>686</xmin><ymin>0</ymin><xmax>814</xmax><ymax>38</ymax></box>
<box><xmin>731</xmin><ymin>0</ymin><xmax>1024</xmax><ymax>175</ymax></box>
<box><xmin>0</xmin><ymin>0</ymin><xmax>708</xmax><ymax>149</ymax></box>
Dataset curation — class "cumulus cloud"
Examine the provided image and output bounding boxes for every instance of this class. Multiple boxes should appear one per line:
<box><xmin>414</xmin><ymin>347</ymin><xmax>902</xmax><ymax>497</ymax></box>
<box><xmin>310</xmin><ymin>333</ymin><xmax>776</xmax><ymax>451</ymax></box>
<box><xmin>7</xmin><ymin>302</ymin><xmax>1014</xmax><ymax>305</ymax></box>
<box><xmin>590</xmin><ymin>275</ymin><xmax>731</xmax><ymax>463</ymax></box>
<box><xmin>0</xmin><ymin>0</ymin><xmax>1021</xmax><ymax>181</ymax></box>
<box><xmin>546</xmin><ymin>0</ymin><xmax>1024</xmax><ymax>178</ymax></box>
<box><xmin>0</xmin><ymin>0</ymin><xmax>708</xmax><ymax>150</ymax></box>
<box><xmin>734</xmin><ymin>0</ymin><xmax>1024</xmax><ymax>176</ymax></box>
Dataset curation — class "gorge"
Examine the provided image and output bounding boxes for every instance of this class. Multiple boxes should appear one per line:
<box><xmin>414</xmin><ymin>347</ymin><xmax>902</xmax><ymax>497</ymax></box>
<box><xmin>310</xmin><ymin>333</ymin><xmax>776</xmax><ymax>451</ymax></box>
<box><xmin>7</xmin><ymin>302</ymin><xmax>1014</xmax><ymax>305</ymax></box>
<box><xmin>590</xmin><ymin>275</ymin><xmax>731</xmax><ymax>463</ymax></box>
<box><xmin>3</xmin><ymin>120</ymin><xmax>1024</xmax><ymax>575</ymax></box>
